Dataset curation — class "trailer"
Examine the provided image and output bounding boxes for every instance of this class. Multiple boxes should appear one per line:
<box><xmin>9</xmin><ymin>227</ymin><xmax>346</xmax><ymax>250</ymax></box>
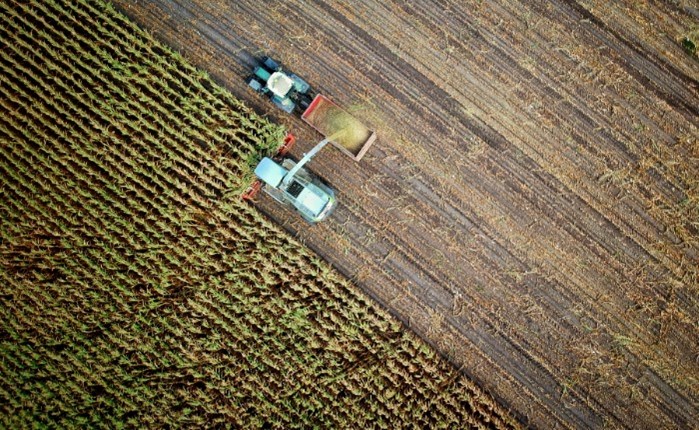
<box><xmin>301</xmin><ymin>94</ymin><xmax>376</xmax><ymax>161</ymax></box>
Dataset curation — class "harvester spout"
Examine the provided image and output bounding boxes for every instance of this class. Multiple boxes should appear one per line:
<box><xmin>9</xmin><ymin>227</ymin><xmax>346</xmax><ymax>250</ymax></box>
<box><xmin>282</xmin><ymin>131</ymin><xmax>344</xmax><ymax>187</ymax></box>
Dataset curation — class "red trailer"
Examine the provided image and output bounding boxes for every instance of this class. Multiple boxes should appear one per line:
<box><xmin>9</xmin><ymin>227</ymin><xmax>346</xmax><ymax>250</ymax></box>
<box><xmin>301</xmin><ymin>95</ymin><xmax>376</xmax><ymax>161</ymax></box>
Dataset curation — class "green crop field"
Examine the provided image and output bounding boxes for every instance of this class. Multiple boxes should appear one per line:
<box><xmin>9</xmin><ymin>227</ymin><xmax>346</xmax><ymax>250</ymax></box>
<box><xmin>0</xmin><ymin>0</ymin><xmax>518</xmax><ymax>428</ymax></box>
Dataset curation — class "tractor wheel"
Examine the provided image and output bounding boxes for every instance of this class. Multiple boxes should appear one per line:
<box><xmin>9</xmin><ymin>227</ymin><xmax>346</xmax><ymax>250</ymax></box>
<box><xmin>263</xmin><ymin>56</ymin><xmax>280</xmax><ymax>71</ymax></box>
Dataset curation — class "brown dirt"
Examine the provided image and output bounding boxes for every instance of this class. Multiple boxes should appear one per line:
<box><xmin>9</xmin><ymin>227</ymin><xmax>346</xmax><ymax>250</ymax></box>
<box><xmin>113</xmin><ymin>0</ymin><xmax>699</xmax><ymax>428</ymax></box>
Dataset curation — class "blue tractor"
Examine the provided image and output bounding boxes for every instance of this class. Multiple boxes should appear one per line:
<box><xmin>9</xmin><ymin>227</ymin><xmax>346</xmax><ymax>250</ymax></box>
<box><xmin>246</xmin><ymin>57</ymin><xmax>314</xmax><ymax>114</ymax></box>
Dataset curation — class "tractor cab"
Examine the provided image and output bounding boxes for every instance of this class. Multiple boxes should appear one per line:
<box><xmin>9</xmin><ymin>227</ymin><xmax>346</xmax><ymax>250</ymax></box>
<box><xmin>266</xmin><ymin>72</ymin><xmax>294</xmax><ymax>98</ymax></box>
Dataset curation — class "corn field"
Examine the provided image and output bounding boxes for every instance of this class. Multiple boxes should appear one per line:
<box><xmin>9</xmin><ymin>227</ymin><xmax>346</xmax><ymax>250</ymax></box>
<box><xmin>0</xmin><ymin>0</ymin><xmax>518</xmax><ymax>428</ymax></box>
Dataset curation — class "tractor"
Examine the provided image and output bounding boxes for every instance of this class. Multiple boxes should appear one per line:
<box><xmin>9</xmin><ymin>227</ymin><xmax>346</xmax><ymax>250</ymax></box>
<box><xmin>246</xmin><ymin>56</ymin><xmax>314</xmax><ymax>114</ymax></box>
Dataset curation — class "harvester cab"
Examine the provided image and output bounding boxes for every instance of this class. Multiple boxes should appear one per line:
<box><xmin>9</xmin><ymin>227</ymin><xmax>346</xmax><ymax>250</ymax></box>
<box><xmin>251</xmin><ymin>137</ymin><xmax>336</xmax><ymax>224</ymax></box>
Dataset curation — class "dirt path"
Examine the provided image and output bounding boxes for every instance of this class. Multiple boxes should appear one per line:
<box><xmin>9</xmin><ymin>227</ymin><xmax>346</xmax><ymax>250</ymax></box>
<box><xmin>114</xmin><ymin>1</ymin><xmax>699</xmax><ymax>428</ymax></box>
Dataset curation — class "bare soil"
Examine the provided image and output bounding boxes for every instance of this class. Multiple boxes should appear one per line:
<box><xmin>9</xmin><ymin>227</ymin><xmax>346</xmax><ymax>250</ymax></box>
<box><xmin>113</xmin><ymin>1</ymin><xmax>699</xmax><ymax>428</ymax></box>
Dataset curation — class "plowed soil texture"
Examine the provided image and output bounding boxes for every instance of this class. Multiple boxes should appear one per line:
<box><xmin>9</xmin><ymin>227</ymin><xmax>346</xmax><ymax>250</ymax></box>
<box><xmin>113</xmin><ymin>0</ymin><xmax>699</xmax><ymax>429</ymax></box>
<box><xmin>0</xmin><ymin>1</ymin><xmax>519</xmax><ymax>428</ymax></box>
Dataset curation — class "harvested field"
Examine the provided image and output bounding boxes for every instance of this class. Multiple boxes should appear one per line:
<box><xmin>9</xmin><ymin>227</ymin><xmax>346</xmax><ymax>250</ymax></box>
<box><xmin>114</xmin><ymin>0</ymin><xmax>699</xmax><ymax>428</ymax></box>
<box><xmin>0</xmin><ymin>0</ymin><xmax>519</xmax><ymax>428</ymax></box>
